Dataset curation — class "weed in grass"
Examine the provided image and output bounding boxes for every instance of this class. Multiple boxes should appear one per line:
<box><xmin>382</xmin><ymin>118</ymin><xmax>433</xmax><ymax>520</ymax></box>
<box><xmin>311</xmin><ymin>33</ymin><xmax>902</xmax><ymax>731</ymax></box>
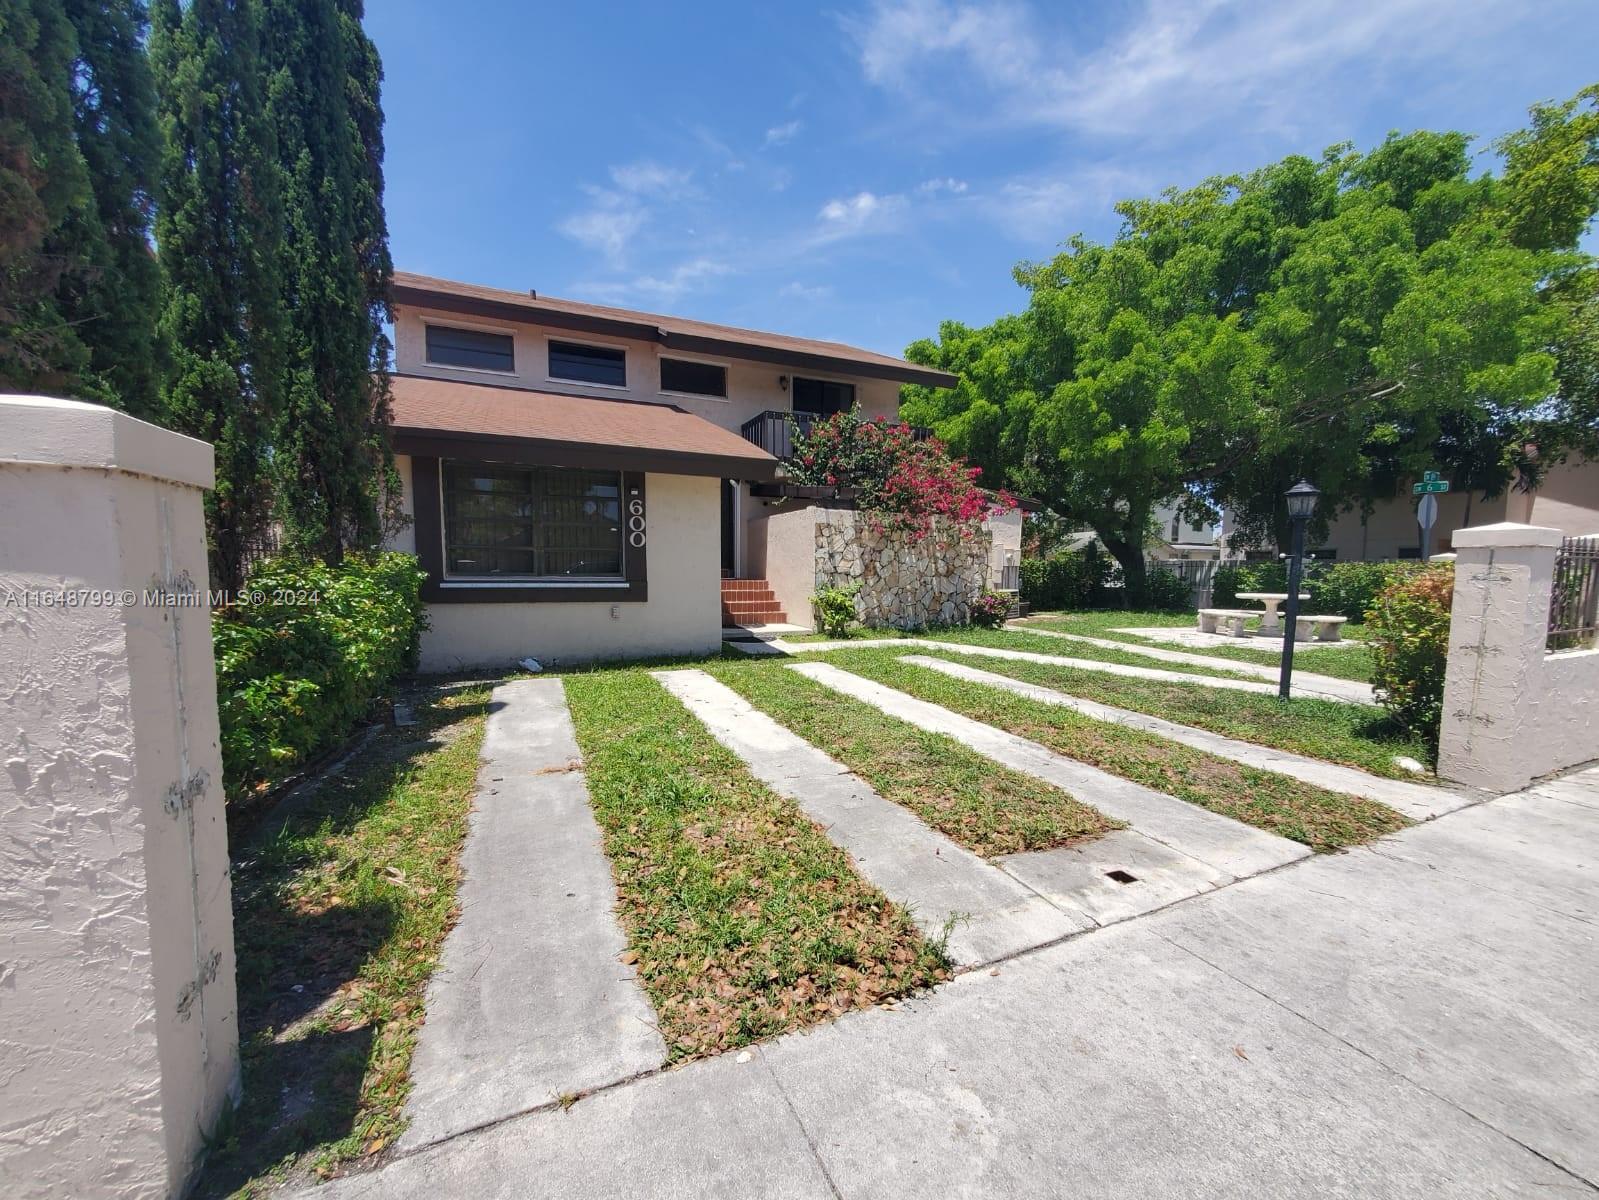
<box><xmin>826</xmin><ymin>650</ymin><xmax>1410</xmax><ymax>852</ymax></box>
<box><xmin>707</xmin><ymin>659</ymin><xmax>1119</xmax><ymax>857</ymax></box>
<box><xmin>564</xmin><ymin>671</ymin><xmax>948</xmax><ymax>1062</ymax></box>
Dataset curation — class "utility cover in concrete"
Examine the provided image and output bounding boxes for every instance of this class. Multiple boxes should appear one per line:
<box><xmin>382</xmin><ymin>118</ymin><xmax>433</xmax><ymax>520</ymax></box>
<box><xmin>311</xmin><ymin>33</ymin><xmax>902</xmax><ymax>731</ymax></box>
<box><xmin>905</xmin><ymin>654</ymin><xmax>1472</xmax><ymax>821</ymax></box>
<box><xmin>997</xmin><ymin>829</ymin><xmax>1234</xmax><ymax>925</ymax></box>
<box><xmin>788</xmin><ymin>662</ymin><xmax>1310</xmax><ymax>880</ymax></box>
<box><xmin>400</xmin><ymin>679</ymin><xmax>665</xmax><ymax>1149</ymax></box>
<box><xmin>653</xmin><ymin>669</ymin><xmax>1092</xmax><ymax>965</ymax></box>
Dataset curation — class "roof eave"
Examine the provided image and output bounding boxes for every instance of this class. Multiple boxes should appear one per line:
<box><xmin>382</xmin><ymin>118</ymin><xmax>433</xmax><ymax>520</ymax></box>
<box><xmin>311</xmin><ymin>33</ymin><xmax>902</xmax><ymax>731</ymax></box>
<box><xmin>391</xmin><ymin>426</ymin><xmax>781</xmax><ymax>483</ymax></box>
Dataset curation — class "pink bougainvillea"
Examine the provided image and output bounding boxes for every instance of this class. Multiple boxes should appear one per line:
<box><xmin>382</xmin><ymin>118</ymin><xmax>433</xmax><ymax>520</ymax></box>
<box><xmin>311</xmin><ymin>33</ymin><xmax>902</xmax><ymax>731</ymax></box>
<box><xmin>786</xmin><ymin>411</ymin><xmax>1015</xmax><ymax>541</ymax></box>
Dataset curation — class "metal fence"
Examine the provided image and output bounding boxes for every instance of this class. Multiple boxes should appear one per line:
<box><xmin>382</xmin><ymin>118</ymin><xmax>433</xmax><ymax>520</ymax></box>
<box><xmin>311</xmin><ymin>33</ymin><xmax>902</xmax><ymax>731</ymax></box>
<box><xmin>1548</xmin><ymin>534</ymin><xmax>1599</xmax><ymax>651</ymax></box>
<box><xmin>1149</xmin><ymin>557</ymin><xmax>1224</xmax><ymax>608</ymax></box>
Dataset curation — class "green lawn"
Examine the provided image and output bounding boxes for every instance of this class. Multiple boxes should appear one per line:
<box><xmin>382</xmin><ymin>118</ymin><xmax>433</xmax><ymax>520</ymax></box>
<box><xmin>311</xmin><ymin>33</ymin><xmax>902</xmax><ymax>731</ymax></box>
<box><xmin>820</xmin><ymin>649</ymin><xmax>1409</xmax><ymax>853</ymax></box>
<box><xmin>877</xmin><ymin>643</ymin><xmax>1431</xmax><ymax>778</ymax></box>
<box><xmin>705</xmin><ymin>658</ymin><xmax>1119</xmax><ymax>857</ymax></box>
<box><xmin>200</xmin><ymin>685</ymin><xmax>492</xmax><ymax>1196</ymax></box>
<box><xmin>1014</xmin><ymin>610</ymin><xmax>1376</xmax><ymax>682</ymax></box>
<box><xmin>564</xmin><ymin>670</ymin><xmax>947</xmax><ymax>1062</ymax></box>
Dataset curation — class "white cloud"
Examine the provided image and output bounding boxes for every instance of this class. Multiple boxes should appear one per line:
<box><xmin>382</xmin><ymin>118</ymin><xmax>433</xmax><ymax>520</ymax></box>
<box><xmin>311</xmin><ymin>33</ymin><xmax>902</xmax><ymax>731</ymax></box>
<box><xmin>779</xmin><ymin>281</ymin><xmax>832</xmax><ymax>302</ymax></box>
<box><xmin>764</xmin><ymin>120</ymin><xmax>803</xmax><ymax>147</ymax></box>
<box><xmin>609</xmin><ymin>161</ymin><xmax>693</xmax><ymax>197</ymax></box>
<box><xmin>917</xmin><ymin>177</ymin><xmax>968</xmax><ymax>195</ymax></box>
<box><xmin>845</xmin><ymin>0</ymin><xmax>1516</xmax><ymax>140</ymax></box>
<box><xmin>580</xmin><ymin>258</ymin><xmax>733</xmax><ymax>306</ymax></box>
<box><xmin>557</xmin><ymin>191</ymin><xmax>648</xmax><ymax>263</ymax></box>
<box><xmin>815</xmin><ymin>190</ymin><xmax>908</xmax><ymax>241</ymax></box>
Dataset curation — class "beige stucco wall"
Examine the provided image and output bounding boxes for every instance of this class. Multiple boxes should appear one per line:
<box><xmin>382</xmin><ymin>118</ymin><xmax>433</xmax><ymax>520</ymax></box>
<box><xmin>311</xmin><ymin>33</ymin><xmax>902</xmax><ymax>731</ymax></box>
<box><xmin>745</xmin><ymin>500</ymin><xmax>826</xmax><ymax>628</ymax></box>
<box><xmin>392</xmin><ymin>303</ymin><xmax>901</xmax><ymax>438</ymax></box>
<box><xmin>1526</xmin><ymin>456</ymin><xmax>1599</xmax><ymax>536</ymax></box>
<box><xmin>1</xmin><ymin>396</ymin><xmax>238</xmax><ymax>1198</ymax></box>
<box><xmin>984</xmin><ymin>507</ymin><xmax>1023</xmax><ymax>587</ymax></box>
<box><xmin>406</xmin><ymin>471</ymin><xmax>721</xmax><ymax>671</ymax></box>
<box><xmin>1438</xmin><ymin>523</ymin><xmax>1599</xmax><ymax>792</ymax></box>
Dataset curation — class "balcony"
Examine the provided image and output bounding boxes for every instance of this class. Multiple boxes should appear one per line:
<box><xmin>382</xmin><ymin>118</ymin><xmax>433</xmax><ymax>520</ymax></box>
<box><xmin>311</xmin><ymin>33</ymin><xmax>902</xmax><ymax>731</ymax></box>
<box><xmin>739</xmin><ymin>410</ymin><xmax>933</xmax><ymax>461</ymax></box>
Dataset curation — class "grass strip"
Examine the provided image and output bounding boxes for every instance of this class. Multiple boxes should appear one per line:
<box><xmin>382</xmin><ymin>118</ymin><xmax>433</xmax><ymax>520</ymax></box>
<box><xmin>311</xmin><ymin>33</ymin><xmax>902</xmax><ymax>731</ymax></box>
<box><xmin>202</xmin><ymin>686</ymin><xmax>491</xmax><ymax>1196</ymax></box>
<box><xmin>1019</xmin><ymin>613</ymin><xmax>1375</xmax><ymax>682</ymax></box>
<box><xmin>564</xmin><ymin>670</ymin><xmax>948</xmax><ymax>1062</ymax></box>
<box><xmin>892</xmin><ymin>641</ymin><xmax>1430</xmax><ymax>778</ymax></box>
<box><xmin>706</xmin><ymin>659</ymin><xmax>1120</xmax><ymax>857</ymax></box>
<box><xmin>822</xmin><ymin>650</ymin><xmax>1410</xmax><ymax>853</ymax></box>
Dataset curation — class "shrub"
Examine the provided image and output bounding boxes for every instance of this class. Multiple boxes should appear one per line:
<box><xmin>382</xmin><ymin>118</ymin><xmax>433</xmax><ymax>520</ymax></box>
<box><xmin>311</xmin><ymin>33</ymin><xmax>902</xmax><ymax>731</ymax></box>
<box><xmin>1020</xmin><ymin>547</ymin><xmax>1114</xmax><ymax>610</ymax></box>
<box><xmin>811</xmin><ymin>581</ymin><xmax>861</xmax><ymax>637</ymax></box>
<box><xmin>213</xmin><ymin>551</ymin><xmax>427</xmax><ymax>803</ymax></box>
<box><xmin>1365</xmin><ymin>565</ymin><xmax>1455</xmax><ymax>741</ymax></box>
<box><xmin>969</xmin><ymin>589</ymin><xmax>1012</xmax><ymax>628</ymax></box>
<box><xmin>787</xmin><ymin>409</ymin><xmax>1013</xmax><ymax>541</ymax></box>
<box><xmin>1145</xmin><ymin>565</ymin><xmax>1192</xmax><ymax>611</ymax></box>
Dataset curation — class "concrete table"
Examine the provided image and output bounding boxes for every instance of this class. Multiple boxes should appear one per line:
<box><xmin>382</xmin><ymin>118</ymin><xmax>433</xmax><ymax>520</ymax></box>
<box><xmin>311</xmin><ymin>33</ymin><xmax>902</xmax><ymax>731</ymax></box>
<box><xmin>1235</xmin><ymin>592</ymin><xmax>1310</xmax><ymax>636</ymax></box>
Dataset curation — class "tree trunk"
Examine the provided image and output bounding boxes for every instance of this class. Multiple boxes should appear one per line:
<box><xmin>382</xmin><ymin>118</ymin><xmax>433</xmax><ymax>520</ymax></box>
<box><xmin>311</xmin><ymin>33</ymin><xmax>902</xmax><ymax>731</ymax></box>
<box><xmin>1101</xmin><ymin>534</ymin><xmax>1149</xmax><ymax>609</ymax></box>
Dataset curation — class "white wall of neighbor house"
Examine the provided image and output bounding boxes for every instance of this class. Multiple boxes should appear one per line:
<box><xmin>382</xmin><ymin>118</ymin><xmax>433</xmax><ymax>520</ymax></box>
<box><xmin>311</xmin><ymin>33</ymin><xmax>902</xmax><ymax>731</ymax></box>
<box><xmin>392</xmin><ymin>304</ymin><xmax>901</xmax><ymax>436</ymax></box>
<box><xmin>0</xmin><ymin>395</ymin><xmax>238</xmax><ymax>1199</ymax></box>
<box><xmin>1438</xmin><ymin>522</ymin><xmax>1599</xmax><ymax>792</ymax></box>
<box><xmin>401</xmin><ymin>469</ymin><xmax>722</xmax><ymax>671</ymax></box>
<box><xmin>985</xmin><ymin>507</ymin><xmax>1023</xmax><ymax>586</ymax></box>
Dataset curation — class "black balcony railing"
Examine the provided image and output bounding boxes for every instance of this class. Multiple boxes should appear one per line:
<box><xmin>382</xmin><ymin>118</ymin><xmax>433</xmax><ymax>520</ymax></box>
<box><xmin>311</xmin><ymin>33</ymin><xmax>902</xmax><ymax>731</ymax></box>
<box><xmin>739</xmin><ymin>410</ymin><xmax>934</xmax><ymax>460</ymax></box>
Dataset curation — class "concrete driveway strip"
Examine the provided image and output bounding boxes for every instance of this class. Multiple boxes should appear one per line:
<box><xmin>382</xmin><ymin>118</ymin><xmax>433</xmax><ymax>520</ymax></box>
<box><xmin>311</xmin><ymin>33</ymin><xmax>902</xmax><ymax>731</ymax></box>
<box><xmin>652</xmin><ymin>668</ymin><xmax>1093</xmax><ymax>966</ymax></box>
<box><xmin>787</xmin><ymin>661</ymin><xmax>1311</xmax><ymax>880</ymax></box>
<box><xmin>398</xmin><ymin>678</ymin><xmax>665</xmax><ymax>1150</ymax></box>
<box><xmin>903</xmin><ymin>653</ymin><xmax>1472</xmax><ymax>820</ymax></box>
<box><xmin>1003</xmin><ymin>623</ymin><xmax>1378</xmax><ymax>704</ymax></box>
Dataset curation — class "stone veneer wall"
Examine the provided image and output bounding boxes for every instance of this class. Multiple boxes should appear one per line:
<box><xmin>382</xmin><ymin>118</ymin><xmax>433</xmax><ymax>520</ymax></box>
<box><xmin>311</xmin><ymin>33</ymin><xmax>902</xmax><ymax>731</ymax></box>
<box><xmin>815</xmin><ymin>508</ymin><xmax>991</xmax><ymax>628</ymax></box>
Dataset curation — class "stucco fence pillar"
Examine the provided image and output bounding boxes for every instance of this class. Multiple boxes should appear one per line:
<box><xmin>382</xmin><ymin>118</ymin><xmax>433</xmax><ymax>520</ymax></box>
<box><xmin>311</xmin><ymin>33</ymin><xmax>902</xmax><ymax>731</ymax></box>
<box><xmin>1437</xmin><ymin>521</ymin><xmax>1599</xmax><ymax>793</ymax></box>
<box><xmin>1</xmin><ymin>396</ymin><xmax>238</xmax><ymax>1198</ymax></box>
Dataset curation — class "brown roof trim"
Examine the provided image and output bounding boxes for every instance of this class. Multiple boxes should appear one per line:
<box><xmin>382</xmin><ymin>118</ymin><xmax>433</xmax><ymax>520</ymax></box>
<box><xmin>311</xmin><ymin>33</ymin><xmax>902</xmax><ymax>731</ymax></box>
<box><xmin>391</xmin><ymin>273</ymin><xmax>960</xmax><ymax>390</ymax></box>
<box><xmin>392</xmin><ymin>428</ymin><xmax>779</xmax><ymax>482</ymax></box>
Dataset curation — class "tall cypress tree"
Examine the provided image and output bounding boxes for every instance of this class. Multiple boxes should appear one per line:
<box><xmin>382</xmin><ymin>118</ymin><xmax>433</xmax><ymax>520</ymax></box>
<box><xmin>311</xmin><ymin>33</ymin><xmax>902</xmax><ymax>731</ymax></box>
<box><xmin>263</xmin><ymin>0</ymin><xmax>396</xmax><ymax>562</ymax></box>
<box><xmin>0</xmin><ymin>0</ymin><xmax>97</xmax><ymax>394</ymax></box>
<box><xmin>57</xmin><ymin>0</ymin><xmax>164</xmax><ymax>419</ymax></box>
<box><xmin>151</xmin><ymin>0</ymin><xmax>288</xmax><ymax>590</ymax></box>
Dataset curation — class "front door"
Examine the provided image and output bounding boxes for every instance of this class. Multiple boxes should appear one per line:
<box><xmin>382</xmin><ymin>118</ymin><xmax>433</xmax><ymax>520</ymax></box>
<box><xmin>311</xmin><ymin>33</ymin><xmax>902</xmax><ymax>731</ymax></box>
<box><xmin>720</xmin><ymin>479</ymin><xmax>736</xmax><ymax>576</ymax></box>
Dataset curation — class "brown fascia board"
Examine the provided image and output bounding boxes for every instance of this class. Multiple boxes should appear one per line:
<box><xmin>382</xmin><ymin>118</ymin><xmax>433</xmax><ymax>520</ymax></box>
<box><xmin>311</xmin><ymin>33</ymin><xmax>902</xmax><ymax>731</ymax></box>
<box><xmin>393</xmin><ymin>281</ymin><xmax>960</xmax><ymax>390</ymax></box>
<box><xmin>390</xmin><ymin>427</ymin><xmax>781</xmax><ymax>482</ymax></box>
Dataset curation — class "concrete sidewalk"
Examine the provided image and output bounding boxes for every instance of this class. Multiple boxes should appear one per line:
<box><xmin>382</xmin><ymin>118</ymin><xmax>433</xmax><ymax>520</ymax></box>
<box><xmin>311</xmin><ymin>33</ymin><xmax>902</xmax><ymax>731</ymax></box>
<box><xmin>306</xmin><ymin>767</ymin><xmax>1599</xmax><ymax>1199</ymax></box>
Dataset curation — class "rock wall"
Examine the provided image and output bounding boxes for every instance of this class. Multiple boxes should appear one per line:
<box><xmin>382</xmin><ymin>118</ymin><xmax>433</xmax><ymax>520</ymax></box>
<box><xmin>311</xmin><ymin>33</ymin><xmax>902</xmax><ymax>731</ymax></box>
<box><xmin>815</xmin><ymin>508</ymin><xmax>990</xmax><ymax>628</ymax></box>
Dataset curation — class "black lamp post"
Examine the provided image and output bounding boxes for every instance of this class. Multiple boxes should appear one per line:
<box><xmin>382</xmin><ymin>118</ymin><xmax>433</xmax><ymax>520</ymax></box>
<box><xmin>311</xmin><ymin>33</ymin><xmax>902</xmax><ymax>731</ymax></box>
<box><xmin>1278</xmin><ymin>479</ymin><xmax>1320</xmax><ymax>700</ymax></box>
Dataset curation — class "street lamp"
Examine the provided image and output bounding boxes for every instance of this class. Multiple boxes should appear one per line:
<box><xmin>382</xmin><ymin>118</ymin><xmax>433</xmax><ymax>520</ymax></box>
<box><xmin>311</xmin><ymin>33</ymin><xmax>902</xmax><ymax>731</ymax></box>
<box><xmin>1278</xmin><ymin>479</ymin><xmax>1320</xmax><ymax>700</ymax></box>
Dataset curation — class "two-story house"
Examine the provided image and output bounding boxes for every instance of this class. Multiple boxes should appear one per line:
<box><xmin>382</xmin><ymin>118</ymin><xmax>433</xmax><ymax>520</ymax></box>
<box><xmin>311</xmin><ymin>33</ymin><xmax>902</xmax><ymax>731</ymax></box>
<box><xmin>384</xmin><ymin>272</ymin><xmax>956</xmax><ymax>671</ymax></box>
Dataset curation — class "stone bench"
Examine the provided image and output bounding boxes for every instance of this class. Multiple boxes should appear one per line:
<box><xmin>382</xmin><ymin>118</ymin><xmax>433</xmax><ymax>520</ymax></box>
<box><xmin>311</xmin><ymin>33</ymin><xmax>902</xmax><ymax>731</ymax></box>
<box><xmin>1293</xmin><ymin>614</ymin><xmax>1348</xmax><ymax>642</ymax></box>
<box><xmin>1197</xmin><ymin>608</ymin><xmax>1255</xmax><ymax>637</ymax></box>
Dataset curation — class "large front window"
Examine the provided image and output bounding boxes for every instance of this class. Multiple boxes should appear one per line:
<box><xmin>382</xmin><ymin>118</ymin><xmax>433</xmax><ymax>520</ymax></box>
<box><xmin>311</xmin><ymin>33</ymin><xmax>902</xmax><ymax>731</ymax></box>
<box><xmin>442</xmin><ymin>461</ymin><xmax>622</xmax><ymax>579</ymax></box>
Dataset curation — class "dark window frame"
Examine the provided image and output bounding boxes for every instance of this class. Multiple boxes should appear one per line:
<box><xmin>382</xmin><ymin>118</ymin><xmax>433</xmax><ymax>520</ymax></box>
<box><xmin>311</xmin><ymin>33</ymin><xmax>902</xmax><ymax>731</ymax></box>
<box><xmin>660</xmin><ymin>356</ymin><xmax>729</xmax><ymax>399</ymax></box>
<box><xmin>424</xmin><ymin>323</ymin><xmax>516</xmax><ymax>373</ymax></box>
<box><xmin>441</xmin><ymin>461</ymin><xmax>625</xmax><ymax>581</ymax></box>
<box><xmin>548</xmin><ymin>339</ymin><xmax>628</xmax><ymax>388</ymax></box>
<box><xmin>410</xmin><ymin>457</ymin><xmax>648</xmax><ymax>603</ymax></box>
<box><xmin>791</xmin><ymin>376</ymin><xmax>856</xmax><ymax>418</ymax></box>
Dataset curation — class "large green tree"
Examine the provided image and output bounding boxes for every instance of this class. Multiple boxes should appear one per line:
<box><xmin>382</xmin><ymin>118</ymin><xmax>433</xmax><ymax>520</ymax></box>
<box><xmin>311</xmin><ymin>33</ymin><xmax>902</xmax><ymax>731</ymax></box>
<box><xmin>263</xmin><ymin>0</ymin><xmax>397</xmax><ymax>561</ymax></box>
<box><xmin>905</xmin><ymin>88</ymin><xmax>1599</xmax><ymax>601</ymax></box>
<box><xmin>152</xmin><ymin>0</ymin><xmax>288</xmax><ymax>590</ymax></box>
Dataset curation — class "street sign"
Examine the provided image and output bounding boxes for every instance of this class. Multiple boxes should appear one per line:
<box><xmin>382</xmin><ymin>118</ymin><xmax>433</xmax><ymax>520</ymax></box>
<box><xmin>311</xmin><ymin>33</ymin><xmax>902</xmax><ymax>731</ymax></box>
<box><xmin>1412</xmin><ymin>479</ymin><xmax>1450</xmax><ymax>495</ymax></box>
<box><xmin>1417</xmin><ymin>493</ymin><xmax>1438</xmax><ymax>530</ymax></box>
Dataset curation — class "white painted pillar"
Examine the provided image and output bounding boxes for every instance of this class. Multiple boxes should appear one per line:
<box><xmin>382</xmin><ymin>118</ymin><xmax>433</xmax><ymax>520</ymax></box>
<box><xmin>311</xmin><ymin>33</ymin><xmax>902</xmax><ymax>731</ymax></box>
<box><xmin>1437</xmin><ymin>522</ymin><xmax>1565</xmax><ymax>793</ymax></box>
<box><xmin>0</xmin><ymin>396</ymin><xmax>238</xmax><ymax>1198</ymax></box>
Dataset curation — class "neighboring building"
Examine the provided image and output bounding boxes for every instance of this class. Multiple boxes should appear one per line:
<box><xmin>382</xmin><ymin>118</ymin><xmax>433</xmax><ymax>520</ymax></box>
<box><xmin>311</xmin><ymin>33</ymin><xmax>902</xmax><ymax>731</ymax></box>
<box><xmin>1288</xmin><ymin>457</ymin><xmax>1599</xmax><ymax>561</ymax></box>
<box><xmin>1152</xmin><ymin>499</ymin><xmax>1221</xmax><ymax>559</ymax></box>
<box><xmin>383</xmin><ymin>272</ymin><xmax>958</xmax><ymax>671</ymax></box>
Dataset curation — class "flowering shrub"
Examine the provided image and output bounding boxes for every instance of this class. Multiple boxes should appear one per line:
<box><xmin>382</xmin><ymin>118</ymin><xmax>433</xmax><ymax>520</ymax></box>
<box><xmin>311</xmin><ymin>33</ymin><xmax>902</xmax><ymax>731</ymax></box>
<box><xmin>1365</xmin><ymin>565</ymin><xmax>1454</xmax><ymax>741</ymax></box>
<box><xmin>811</xmin><ymin>581</ymin><xmax>861</xmax><ymax>637</ymax></box>
<box><xmin>787</xmin><ymin>410</ymin><xmax>1014</xmax><ymax>541</ymax></box>
<box><xmin>969</xmin><ymin>589</ymin><xmax>1012</xmax><ymax>628</ymax></box>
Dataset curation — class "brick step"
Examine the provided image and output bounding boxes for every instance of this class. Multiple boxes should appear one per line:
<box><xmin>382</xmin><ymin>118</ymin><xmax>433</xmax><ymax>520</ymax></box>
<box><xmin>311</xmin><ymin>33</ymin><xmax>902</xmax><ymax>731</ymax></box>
<box><xmin>720</xmin><ymin>580</ymin><xmax>776</xmax><ymax>596</ymax></box>
<box><xmin>723</xmin><ymin>602</ymin><xmax>788</xmax><ymax>619</ymax></box>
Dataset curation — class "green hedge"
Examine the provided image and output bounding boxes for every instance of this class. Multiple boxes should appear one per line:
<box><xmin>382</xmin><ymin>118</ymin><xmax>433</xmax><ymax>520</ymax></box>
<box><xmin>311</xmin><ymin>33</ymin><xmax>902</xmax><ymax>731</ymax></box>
<box><xmin>213</xmin><ymin>552</ymin><xmax>427</xmax><ymax>803</ymax></box>
<box><xmin>1366</xmin><ymin>565</ymin><xmax>1454</xmax><ymax>742</ymax></box>
<box><xmin>1020</xmin><ymin>549</ymin><xmax>1115</xmax><ymax>610</ymax></box>
<box><xmin>1213</xmin><ymin>559</ymin><xmax>1429</xmax><ymax>622</ymax></box>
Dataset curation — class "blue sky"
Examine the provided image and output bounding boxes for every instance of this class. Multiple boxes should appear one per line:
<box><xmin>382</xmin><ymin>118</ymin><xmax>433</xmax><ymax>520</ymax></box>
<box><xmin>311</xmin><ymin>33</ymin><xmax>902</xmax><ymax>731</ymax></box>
<box><xmin>369</xmin><ymin>0</ymin><xmax>1597</xmax><ymax>358</ymax></box>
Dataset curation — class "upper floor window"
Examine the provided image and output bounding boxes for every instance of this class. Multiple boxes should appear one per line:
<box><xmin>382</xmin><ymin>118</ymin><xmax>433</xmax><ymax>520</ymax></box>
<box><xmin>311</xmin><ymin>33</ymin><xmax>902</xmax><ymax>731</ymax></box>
<box><xmin>792</xmin><ymin>376</ymin><xmax>855</xmax><ymax>417</ymax></box>
<box><xmin>660</xmin><ymin>357</ymin><xmax>727</xmax><ymax>398</ymax></box>
<box><xmin>425</xmin><ymin>324</ymin><xmax>515</xmax><ymax>372</ymax></box>
<box><xmin>550</xmin><ymin>340</ymin><xmax>626</xmax><ymax>387</ymax></box>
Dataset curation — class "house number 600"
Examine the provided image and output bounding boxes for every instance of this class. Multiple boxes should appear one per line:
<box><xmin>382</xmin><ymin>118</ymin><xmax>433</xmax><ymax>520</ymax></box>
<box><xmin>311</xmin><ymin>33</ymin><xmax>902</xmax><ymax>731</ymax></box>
<box><xmin>627</xmin><ymin>495</ymin><xmax>646</xmax><ymax>548</ymax></box>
